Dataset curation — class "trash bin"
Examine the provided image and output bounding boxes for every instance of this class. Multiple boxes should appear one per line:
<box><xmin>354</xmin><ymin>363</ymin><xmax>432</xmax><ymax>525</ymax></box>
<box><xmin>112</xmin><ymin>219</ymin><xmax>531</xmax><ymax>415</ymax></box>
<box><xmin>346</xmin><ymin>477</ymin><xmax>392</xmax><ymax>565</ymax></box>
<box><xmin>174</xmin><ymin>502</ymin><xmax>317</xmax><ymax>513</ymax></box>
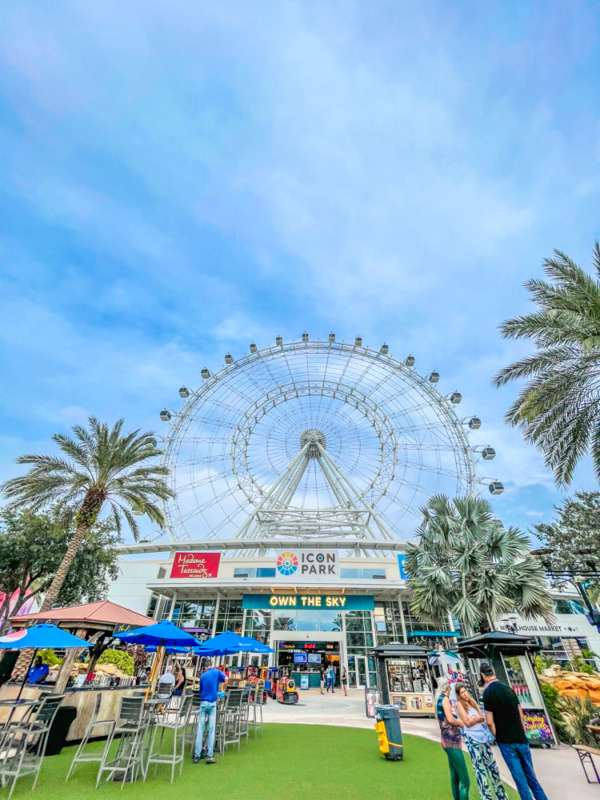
<box><xmin>374</xmin><ymin>705</ymin><xmax>403</xmax><ymax>761</ymax></box>
<box><xmin>44</xmin><ymin>705</ymin><xmax>77</xmax><ymax>756</ymax></box>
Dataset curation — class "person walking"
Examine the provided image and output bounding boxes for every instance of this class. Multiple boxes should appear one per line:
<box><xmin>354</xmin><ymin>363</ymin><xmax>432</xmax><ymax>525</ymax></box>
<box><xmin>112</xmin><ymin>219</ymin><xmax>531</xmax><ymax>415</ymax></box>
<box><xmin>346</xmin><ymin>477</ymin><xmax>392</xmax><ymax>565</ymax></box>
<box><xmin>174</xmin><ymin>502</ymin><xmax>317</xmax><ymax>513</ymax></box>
<box><xmin>327</xmin><ymin>665</ymin><xmax>335</xmax><ymax>693</ymax></box>
<box><xmin>341</xmin><ymin>666</ymin><xmax>348</xmax><ymax>697</ymax></box>
<box><xmin>319</xmin><ymin>666</ymin><xmax>325</xmax><ymax>695</ymax></box>
<box><xmin>455</xmin><ymin>682</ymin><xmax>509</xmax><ymax>800</ymax></box>
<box><xmin>436</xmin><ymin>680</ymin><xmax>470</xmax><ymax>800</ymax></box>
<box><xmin>480</xmin><ymin>664</ymin><xmax>548</xmax><ymax>800</ymax></box>
<box><xmin>193</xmin><ymin>659</ymin><xmax>228</xmax><ymax>765</ymax></box>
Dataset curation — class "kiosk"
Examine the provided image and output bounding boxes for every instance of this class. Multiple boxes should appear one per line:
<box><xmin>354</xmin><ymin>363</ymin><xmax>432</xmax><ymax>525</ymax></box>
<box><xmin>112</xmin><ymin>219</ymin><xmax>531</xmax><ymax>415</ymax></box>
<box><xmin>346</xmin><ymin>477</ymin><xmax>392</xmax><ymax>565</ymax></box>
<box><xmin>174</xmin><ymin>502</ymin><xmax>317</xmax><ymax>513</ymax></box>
<box><xmin>372</xmin><ymin>644</ymin><xmax>435</xmax><ymax>717</ymax></box>
<box><xmin>457</xmin><ymin>631</ymin><xmax>557</xmax><ymax>747</ymax></box>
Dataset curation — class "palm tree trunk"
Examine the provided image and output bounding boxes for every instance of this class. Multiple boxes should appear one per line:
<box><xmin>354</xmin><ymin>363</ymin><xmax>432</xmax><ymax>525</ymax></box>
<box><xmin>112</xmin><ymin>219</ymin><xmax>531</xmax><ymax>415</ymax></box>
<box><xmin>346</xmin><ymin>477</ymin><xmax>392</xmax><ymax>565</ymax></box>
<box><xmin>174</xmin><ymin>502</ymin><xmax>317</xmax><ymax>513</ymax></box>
<box><xmin>10</xmin><ymin>489</ymin><xmax>104</xmax><ymax>681</ymax></box>
<box><xmin>39</xmin><ymin>521</ymin><xmax>90</xmax><ymax>613</ymax></box>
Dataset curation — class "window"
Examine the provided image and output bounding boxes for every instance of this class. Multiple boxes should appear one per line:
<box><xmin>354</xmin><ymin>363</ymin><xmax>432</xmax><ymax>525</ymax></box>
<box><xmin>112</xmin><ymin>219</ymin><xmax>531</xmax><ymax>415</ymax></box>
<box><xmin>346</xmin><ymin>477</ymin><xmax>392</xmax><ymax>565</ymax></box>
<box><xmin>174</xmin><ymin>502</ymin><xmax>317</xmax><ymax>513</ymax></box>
<box><xmin>554</xmin><ymin>598</ymin><xmax>586</xmax><ymax>615</ymax></box>
<box><xmin>215</xmin><ymin>599</ymin><xmax>243</xmax><ymax>635</ymax></box>
<box><xmin>234</xmin><ymin>567</ymin><xmax>276</xmax><ymax>578</ymax></box>
<box><xmin>340</xmin><ymin>568</ymin><xmax>386</xmax><ymax>579</ymax></box>
<box><xmin>234</xmin><ymin>568</ymin><xmax>253</xmax><ymax>578</ymax></box>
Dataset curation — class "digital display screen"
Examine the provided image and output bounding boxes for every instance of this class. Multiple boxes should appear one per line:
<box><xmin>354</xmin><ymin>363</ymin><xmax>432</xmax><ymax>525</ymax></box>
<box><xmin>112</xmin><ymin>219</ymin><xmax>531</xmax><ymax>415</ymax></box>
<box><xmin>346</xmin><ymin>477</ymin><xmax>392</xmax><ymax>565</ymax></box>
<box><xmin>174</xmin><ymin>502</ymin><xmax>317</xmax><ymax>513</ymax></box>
<box><xmin>308</xmin><ymin>654</ymin><xmax>321</xmax><ymax>664</ymax></box>
<box><xmin>293</xmin><ymin>653</ymin><xmax>307</xmax><ymax>664</ymax></box>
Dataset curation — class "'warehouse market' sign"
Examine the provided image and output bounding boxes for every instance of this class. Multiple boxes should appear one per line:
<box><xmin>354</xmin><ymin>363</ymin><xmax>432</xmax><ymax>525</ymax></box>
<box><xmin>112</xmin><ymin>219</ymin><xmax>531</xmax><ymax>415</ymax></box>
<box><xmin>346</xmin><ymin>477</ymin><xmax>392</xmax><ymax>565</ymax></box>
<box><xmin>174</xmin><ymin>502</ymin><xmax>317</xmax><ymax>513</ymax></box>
<box><xmin>242</xmin><ymin>594</ymin><xmax>374</xmax><ymax>611</ymax></box>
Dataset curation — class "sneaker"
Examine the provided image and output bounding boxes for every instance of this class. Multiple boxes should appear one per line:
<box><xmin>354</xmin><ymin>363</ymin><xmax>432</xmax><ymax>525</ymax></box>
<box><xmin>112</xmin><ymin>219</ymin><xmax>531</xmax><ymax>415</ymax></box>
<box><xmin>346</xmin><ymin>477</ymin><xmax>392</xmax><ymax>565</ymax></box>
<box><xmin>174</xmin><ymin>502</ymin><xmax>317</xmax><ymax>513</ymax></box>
<box><xmin>206</xmin><ymin>757</ymin><xmax>216</xmax><ymax>765</ymax></box>
<box><xmin>193</xmin><ymin>756</ymin><xmax>200</xmax><ymax>764</ymax></box>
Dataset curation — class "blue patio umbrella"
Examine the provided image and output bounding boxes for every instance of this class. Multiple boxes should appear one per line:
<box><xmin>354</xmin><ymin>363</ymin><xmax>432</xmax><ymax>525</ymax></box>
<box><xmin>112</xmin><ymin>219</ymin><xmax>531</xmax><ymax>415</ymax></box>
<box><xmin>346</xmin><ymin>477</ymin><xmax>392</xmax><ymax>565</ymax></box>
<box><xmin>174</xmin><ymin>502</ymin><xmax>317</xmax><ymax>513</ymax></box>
<box><xmin>145</xmin><ymin>645</ymin><xmax>191</xmax><ymax>654</ymax></box>
<box><xmin>0</xmin><ymin>623</ymin><xmax>90</xmax><ymax>650</ymax></box>
<box><xmin>115</xmin><ymin>620</ymin><xmax>203</xmax><ymax>648</ymax></box>
<box><xmin>241</xmin><ymin>636</ymin><xmax>274</xmax><ymax>653</ymax></box>
<box><xmin>0</xmin><ymin>624</ymin><xmax>91</xmax><ymax>700</ymax></box>
<box><xmin>193</xmin><ymin>630</ymin><xmax>253</xmax><ymax>656</ymax></box>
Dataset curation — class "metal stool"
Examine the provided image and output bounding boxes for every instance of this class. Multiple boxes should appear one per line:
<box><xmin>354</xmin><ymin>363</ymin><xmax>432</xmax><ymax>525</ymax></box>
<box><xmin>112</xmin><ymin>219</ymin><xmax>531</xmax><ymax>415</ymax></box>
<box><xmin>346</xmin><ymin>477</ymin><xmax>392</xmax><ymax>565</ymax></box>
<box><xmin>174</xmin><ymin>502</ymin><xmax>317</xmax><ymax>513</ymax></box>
<box><xmin>185</xmin><ymin>692</ymin><xmax>202</xmax><ymax>754</ymax></box>
<box><xmin>250</xmin><ymin>682</ymin><xmax>264</xmax><ymax>737</ymax></box>
<box><xmin>145</xmin><ymin>693</ymin><xmax>192</xmax><ymax>783</ymax></box>
<box><xmin>95</xmin><ymin>696</ymin><xmax>148</xmax><ymax>788</ymax></box>
<box><xmin>239</xmin><ymin>685</ymin><xmax>252</xmax><ymax>742</ymax></box>
<box><xmin>66</xmin><ymin>693</ymin><xmax>115</xmax><ymax>781</ymax></box>
<box><xmin>0</xmin><ymin>694</ymin><xmax>64</xmax><ymax>800</ymax></box>
<box><xmin>221</xmin><ymin>689</ymin><xmax>244</xmax><ymax>754</ymax></box>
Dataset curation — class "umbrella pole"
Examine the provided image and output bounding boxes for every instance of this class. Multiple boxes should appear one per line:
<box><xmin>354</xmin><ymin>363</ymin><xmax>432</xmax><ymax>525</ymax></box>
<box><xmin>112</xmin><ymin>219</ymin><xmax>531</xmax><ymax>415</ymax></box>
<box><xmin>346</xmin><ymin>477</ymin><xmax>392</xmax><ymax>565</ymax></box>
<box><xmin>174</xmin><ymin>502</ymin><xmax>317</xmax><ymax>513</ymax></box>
<box><xmin>145</xmin><ymin>647</ymin><xmax>160</xmax><ymax>700</ymax></box>
<box><xmin>146</xmin><ymin>644</ymin><xmax>164</xmax><ymax>700</ymax></box>
<box><xmin>16</xmin><ymin>648</ymin><xmax>37</xmax><ymax>701</ymax></box>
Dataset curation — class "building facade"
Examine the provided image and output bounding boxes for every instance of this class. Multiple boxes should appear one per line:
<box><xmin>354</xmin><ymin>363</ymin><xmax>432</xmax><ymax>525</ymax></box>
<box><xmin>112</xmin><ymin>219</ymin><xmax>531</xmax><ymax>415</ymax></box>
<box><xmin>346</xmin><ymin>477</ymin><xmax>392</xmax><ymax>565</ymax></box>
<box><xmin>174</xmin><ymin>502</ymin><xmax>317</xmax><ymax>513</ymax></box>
<box><xmin>107</xmin><ymin>541</ymin><xmax>600</xmax><ymax>686</ymax></box>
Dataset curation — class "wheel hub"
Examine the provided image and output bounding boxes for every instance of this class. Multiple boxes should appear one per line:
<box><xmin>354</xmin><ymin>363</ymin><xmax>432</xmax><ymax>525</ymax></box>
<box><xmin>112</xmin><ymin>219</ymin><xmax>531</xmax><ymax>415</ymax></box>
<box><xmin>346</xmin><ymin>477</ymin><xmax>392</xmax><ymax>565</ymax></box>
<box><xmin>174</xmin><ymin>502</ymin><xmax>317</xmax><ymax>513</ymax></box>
<box><xmin>300</xmin><ymin>428</ymin><xmax>327</xmax><ymax>458</ymax></box>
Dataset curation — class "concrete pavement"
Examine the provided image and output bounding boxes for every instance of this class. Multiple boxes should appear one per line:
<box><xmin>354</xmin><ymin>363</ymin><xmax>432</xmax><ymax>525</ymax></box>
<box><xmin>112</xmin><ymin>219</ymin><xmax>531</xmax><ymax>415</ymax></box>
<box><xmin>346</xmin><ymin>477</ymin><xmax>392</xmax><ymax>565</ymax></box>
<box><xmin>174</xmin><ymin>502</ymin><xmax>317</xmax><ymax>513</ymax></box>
<box><xmin>262</xmin><ymin>688</ymin><xmax>595</xmax><ymax>799</ymax></box>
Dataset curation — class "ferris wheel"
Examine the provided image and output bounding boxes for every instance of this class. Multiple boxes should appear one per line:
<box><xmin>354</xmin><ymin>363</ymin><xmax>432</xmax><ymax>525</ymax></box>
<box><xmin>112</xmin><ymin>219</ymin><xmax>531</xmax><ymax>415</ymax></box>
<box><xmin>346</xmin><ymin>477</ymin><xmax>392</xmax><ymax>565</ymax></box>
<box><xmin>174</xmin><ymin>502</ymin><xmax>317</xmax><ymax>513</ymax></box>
<box><xmin>158</xmin><ymin>335</ymin><xmax>502</xmax><ymax>546</ymax></box>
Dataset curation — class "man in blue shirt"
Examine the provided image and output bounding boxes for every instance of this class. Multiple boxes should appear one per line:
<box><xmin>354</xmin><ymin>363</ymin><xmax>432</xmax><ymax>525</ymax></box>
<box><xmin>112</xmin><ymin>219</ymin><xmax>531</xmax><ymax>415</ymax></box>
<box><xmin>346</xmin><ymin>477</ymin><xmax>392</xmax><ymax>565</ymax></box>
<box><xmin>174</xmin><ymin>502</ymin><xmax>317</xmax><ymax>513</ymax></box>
<box><xmin>27</xmin><ymin>657</ymin><xmax>49</xmax><ymax>685</ymax></box>
<box><xmin>194</xmin><ymin>659</ymin><xmax>227</xmax><ymax>765</ymax></box>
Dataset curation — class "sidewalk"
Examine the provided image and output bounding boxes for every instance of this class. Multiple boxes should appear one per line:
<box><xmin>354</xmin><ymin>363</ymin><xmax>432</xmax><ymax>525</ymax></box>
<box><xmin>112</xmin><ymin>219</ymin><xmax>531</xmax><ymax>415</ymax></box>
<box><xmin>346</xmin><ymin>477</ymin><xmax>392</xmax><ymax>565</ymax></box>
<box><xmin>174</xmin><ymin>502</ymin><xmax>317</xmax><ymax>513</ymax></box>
<box><xmin>263</xmin><ymin>688</ymin><xmax>594</xmax><ymax>800</ymax></box>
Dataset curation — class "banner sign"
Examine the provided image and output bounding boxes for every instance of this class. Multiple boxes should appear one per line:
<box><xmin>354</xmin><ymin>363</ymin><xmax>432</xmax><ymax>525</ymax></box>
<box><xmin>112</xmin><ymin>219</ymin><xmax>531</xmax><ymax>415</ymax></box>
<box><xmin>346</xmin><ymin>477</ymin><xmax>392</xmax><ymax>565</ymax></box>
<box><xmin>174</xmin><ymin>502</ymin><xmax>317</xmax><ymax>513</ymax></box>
<box><xmin>522</xmin><ymin>709</ymin><xmax>555</xmax><ymax>744</ymax></box>
<box><xmin>397</xmin><ymin>554</ymin><xmax>409</xmax><ymax>580</ymax></box>
<box><xmin>243</xmin><ymin>593</ymin><xmax>374</xmax><ymax>611</ymax></box>
<box><xmin>275</xmin><ymin>549</ymin><xmax>338</xmax><ymax>580</ymax></box>
<box><xmin>170</xmin><ymin>552</ymin><xmax>221</xmax><ymax>579</ymax></box>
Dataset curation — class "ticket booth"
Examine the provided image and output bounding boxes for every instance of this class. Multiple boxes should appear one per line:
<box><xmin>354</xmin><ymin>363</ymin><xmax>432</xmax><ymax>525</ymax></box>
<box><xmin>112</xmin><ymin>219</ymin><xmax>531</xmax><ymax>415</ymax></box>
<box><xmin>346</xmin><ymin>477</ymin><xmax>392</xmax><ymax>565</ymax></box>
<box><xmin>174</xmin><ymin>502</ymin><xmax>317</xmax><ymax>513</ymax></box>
<box><xmin>457</xmin><ymin>631</ymin><xmax>557</xmax><ymax>747</ymax></box>
<box><xmin>372</xmin><ymin>644</ymin><xmax>435</xmax><ymax>717</ymax></box>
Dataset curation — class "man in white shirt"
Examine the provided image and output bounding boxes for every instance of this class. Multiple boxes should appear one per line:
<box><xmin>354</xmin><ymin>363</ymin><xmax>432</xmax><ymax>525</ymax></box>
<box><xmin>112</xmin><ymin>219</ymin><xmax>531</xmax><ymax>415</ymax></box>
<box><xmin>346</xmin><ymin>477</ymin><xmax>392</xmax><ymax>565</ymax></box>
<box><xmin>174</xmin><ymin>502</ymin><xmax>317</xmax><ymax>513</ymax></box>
<box><xmin>158</xmin><ymin>665</ymin><xmax>176</xmax><ymax>698</ymax></box>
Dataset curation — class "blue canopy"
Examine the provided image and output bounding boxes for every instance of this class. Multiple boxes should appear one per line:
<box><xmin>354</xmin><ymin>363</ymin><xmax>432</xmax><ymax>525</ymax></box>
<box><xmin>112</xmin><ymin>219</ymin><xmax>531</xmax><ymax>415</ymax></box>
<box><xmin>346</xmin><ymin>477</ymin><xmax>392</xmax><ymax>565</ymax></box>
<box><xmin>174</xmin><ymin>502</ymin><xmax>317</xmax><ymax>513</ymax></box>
<box><xmin>145</xmin><ymin>645</ymin><xmax>191</xmax><ymax>654</ymax></box>
<box><xmin>242</xmin><ymin>636</ymin><xmax>274</xmax><ymax>653</ymax></box>
<box><xmin>194</xmin><ymin>630</ymin><xmax>254</xmax><ymax>656</ymax></box>
<box><xmin>0</xmin><ymin>623</ymin><xmax>90</xmax><ymax>650</ymax></box>
<box><xmin>116</xmin><ymin>620</ymin><xmax>202</xmax><ymax>648</ymax></box>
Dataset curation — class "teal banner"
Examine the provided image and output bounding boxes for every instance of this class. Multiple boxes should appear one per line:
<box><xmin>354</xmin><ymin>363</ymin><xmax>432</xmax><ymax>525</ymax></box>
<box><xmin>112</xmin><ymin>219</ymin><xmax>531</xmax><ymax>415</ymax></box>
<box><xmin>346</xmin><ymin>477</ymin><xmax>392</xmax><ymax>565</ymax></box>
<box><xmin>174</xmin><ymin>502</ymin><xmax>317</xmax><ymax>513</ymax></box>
<box><xmin>243</xmin><ymin>593</ymin><xmax>374</xmax><ymax>611</ymax></box>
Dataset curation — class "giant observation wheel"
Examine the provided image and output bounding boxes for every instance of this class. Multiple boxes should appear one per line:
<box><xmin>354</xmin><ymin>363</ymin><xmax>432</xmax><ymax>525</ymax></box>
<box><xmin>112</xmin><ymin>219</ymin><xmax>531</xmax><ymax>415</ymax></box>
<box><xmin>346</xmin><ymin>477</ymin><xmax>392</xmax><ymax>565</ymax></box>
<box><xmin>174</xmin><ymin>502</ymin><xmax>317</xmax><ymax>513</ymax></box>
<box><xmin>159</xmin><ymin>335</ymin><xmax>501</xmax><ymax>549</ymax></box>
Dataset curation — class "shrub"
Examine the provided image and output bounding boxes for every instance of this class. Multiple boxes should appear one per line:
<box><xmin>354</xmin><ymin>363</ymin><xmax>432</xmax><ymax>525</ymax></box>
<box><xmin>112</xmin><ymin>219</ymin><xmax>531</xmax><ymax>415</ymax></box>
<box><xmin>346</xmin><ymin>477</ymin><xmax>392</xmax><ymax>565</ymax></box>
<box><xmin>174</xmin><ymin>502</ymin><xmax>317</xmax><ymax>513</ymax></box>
<box><xmin>560</xmin><ymin>695</ymin><xmax>599</xmax><ymax>746</ymax></box>
<box><xmin>572</xmin><ymin>655</ymin><xmax>595</xmax><ymax>675</ymax></box>
<box><xmin>534</xmin><ymin>654</ymin><xmax>558</xmax><ymax>674</ymax></box>
<box><xmin>97</xmin><ymin>648</ymin><xmax>134</xmax><ymax>676</ymax></box>
<box><xmin>540</xmin><ymin>682</ymin><xmax>571</xmax><ymax>743</ymax></box>
<box><xmin>39</xmin><ymin>649</ymin><xmax>63</xmax><ymax>667</ymax></box>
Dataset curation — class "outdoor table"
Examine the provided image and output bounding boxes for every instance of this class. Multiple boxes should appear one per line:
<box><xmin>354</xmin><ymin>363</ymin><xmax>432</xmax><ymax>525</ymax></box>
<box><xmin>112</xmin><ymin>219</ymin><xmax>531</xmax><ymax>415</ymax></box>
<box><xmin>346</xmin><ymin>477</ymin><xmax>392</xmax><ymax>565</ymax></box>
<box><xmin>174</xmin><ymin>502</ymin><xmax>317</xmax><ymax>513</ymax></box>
<box><xmin>0</xmin><ymin>698</ymin><xmax>38</xmax><ymax>732</ymax></box>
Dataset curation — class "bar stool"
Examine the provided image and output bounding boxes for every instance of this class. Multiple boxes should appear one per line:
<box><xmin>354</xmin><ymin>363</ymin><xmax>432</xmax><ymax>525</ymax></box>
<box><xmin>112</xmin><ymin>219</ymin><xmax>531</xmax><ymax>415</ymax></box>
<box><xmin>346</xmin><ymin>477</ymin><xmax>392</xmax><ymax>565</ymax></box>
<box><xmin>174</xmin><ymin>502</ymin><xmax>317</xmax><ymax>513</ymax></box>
<box><xmin>185</xmin><ymin>692</ymin><xmax>202</xmax><ymax>755</ymax></box>
<box><xmin>95</xmin><ymin>696</ymin><xmax>148</xmax><ymax>787</ymax></box>
<box><xmin>66</xmin><ymin>693</ymin><xmax>115</xmax><ymax>781</ymax></box>
<box><xmin>145</xmin><ymin>693</ymin><xmax>192</xmax><ymax>783</ymax></box>
<box><xmin>0</xmin><ymin>694</ymin><xmax>64</xmax><ymax>800</ymax></box>
<box><xmin>221</xmin><ymin>689</ymin><xmax>244</xmax><ymax>754</ymax></box>
<box><xmin>239</xmin><ymin>685</ymin><xmax>252</xmax><ymax>742</ymax></box>
<box><xmin>250</xmin><ymin>682</ymin><xmax>264</xmax><ymax>737</ymax></box>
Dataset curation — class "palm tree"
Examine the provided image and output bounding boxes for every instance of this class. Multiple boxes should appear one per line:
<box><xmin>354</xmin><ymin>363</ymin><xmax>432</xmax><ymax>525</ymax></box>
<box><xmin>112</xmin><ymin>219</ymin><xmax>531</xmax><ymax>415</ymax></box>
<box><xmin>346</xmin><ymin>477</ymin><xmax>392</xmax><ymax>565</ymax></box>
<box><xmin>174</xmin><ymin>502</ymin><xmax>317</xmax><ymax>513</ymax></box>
<box><xmin>404</xmin><ymin>495</ymin><xmax>552</xmax><ymax>633</ymax></box>
<box><xmin>493</xmin><ymin>244</ymin><xmax>600</xmax><ymax>486</ymax></box>
<box><xmin>1</xmin><ymin>417</ymin><xmax>173</xmax><ymax>612</ymax></box>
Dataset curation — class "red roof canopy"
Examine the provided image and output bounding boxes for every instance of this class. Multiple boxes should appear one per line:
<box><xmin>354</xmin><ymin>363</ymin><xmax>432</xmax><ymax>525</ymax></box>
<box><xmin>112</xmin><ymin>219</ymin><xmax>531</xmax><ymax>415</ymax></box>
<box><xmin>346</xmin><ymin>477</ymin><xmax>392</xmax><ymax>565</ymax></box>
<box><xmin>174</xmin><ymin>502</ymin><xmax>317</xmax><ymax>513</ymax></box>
<box><xmin>11</xmin><ymin>600</ymin><xmax>154</xmax><ymax>629</ymax></box>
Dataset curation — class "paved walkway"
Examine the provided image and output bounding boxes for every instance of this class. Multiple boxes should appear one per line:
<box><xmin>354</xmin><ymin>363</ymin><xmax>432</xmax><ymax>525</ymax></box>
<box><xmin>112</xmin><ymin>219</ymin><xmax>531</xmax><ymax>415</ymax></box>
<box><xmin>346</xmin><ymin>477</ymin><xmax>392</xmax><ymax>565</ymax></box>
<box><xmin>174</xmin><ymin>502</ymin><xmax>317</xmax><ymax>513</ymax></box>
<box><xmin>263</xmin><ymin>688</ymin><xmax>595</xmax><ymax>799</ymax></box>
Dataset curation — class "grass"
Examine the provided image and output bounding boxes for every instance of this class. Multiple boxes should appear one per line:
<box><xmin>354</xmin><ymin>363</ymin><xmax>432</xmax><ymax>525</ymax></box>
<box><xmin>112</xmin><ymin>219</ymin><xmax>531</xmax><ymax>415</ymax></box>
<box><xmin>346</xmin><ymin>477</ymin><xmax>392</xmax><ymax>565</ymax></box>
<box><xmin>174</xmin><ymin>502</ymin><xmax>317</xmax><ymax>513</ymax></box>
<box><xmin>5</xmin><ymin>724</ymin><xmax>519</xmax><ymax>800</ymax></box>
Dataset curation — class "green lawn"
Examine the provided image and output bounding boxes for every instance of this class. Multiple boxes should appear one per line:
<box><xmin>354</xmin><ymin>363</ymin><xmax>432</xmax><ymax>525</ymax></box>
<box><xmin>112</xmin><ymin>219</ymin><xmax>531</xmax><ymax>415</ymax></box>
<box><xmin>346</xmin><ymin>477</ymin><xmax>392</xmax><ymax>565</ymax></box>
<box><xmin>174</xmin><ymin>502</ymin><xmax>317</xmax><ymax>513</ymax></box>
<box><xmin>6</xmin><ymin>724</ymin><xmax>519</xmax><ymax>800</ymax></box>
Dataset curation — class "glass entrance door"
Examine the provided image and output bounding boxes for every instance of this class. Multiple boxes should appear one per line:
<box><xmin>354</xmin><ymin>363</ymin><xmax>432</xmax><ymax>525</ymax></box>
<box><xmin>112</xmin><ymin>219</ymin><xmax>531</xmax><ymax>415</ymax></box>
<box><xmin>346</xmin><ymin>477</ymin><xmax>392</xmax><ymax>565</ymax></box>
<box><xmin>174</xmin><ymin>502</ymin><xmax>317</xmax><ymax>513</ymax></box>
<box><xmin>348</xmin><ymin>655</ymin><xmax>370</xmax><ymax>688</ymax></box>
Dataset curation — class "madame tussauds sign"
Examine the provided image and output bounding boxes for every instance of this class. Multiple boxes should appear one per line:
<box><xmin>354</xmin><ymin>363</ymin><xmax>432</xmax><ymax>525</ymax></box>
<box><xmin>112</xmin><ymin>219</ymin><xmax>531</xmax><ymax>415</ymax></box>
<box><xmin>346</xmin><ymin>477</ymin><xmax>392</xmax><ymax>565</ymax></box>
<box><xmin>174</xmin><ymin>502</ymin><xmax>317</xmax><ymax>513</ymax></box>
<box><xmin>275</xmin><ymin>550</ymin><xmax>338</xmax><ymax>580</ymax></box>
<box><xmin>170</xmin><ymin>552</ymin><xmax>221</xmax><ymax>579</ymax></box>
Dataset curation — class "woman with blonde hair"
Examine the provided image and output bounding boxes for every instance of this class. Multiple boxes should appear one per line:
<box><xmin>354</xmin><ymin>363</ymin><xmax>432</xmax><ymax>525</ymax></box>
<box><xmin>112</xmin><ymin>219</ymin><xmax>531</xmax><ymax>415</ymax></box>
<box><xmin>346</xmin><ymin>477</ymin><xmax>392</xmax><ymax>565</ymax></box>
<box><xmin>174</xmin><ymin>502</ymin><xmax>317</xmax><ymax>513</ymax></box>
<box><xmin>455</xmin><ymin>682</ymin><xmax>509</xmax><ymax>800</ymax></box>
<box><xmin>436</xmin><ymin>680</ymin><xmax>470</xmax><ymax>800</ymax></box>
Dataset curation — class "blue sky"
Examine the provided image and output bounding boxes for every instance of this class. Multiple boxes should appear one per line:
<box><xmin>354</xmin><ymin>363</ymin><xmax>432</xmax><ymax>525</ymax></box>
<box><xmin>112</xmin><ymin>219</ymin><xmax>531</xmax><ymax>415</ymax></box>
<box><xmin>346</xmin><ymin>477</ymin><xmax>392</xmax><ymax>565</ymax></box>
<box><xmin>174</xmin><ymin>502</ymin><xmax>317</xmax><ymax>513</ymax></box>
<box><xmin>1</xmin><ymin>1</ymin><xmax>599</xmax><ymax>541</ymax></box>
